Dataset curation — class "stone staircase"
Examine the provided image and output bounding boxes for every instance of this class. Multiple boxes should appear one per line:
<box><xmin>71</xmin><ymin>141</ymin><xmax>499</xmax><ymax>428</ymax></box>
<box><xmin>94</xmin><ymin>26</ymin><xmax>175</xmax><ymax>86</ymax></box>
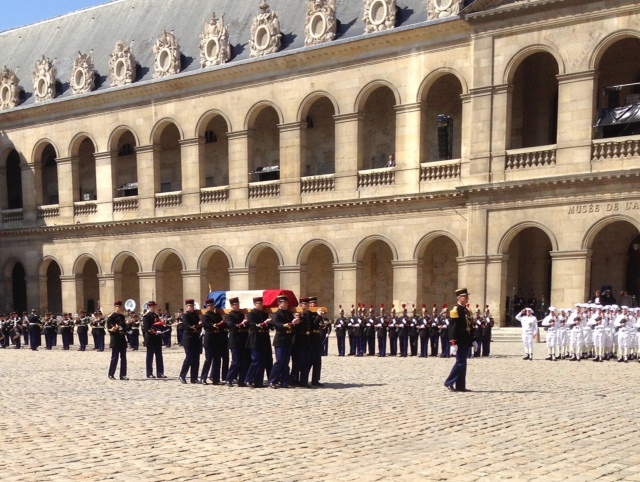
<box><xmin>491</xmin><ymin>327</ymin><xmax>523</xmax><ymax>342</ymax></box>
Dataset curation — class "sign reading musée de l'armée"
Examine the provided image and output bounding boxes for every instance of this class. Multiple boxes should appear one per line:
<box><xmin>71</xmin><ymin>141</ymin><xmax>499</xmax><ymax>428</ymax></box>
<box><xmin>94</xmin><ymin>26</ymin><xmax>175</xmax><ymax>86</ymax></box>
<box><xmin>568</xmin><ymin>201</ymin><xmax>640</xmax><ymax>215</ymax></box>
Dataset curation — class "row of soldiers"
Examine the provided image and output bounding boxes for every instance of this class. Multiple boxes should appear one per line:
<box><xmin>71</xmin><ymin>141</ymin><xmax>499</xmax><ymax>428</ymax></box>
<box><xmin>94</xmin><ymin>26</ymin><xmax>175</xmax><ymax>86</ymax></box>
<box><xmin>103</xmin><ymin>295</ymin><xmax>331</xmax><ymax>388</ymax></box>
<box><xmin>331</xmin><ymin>303</ymin><xmax>495</xmax><ymax>358</ymax></box>
<box><xmin>535</xmin><ymin>303</ymin><xmax>640</xmax><ymax>363</ymax></box>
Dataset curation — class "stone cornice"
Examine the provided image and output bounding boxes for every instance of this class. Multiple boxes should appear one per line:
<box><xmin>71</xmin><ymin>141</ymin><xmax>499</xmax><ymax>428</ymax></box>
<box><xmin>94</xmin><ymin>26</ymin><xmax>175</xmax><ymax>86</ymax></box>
<box><xmin>550</xmin><ymin>250</ymin><xmax>591</xmax><ymax>260</ymax></box>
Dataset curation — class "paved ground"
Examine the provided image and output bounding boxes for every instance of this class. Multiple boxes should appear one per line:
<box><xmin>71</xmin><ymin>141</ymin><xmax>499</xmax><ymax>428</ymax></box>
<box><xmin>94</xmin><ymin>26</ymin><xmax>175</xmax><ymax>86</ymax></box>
<box><xmin>1</xmin><ymin>339</ymin><xmax>640</xmax><ymax>482</ymax></box>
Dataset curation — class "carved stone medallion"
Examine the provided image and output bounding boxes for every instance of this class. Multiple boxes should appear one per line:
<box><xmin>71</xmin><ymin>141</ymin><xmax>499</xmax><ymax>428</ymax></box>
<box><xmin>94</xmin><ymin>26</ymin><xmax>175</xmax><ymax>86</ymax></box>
<box><xmin>304</xmin><ymin>0</ymin><xmax>337</xmax><ymax>46</ymax></box>
<box><xmin>0</xmin><ymin>66</ymin><xmax>20</xmax><ymax>110</ymax></box>
<box><xmin>153</xmin><ymin>30</ymin><xmax>181</xmax><ymax>78</ymax></box>
<box><xmin>33</xmin><ymin>56</ymin><xmax>57</xmax><ymax>103</ymax></box>
<box><xmin>109</xmin><ymin>41</ymin><xmax>136</xmax><ymax>87</ymax></box>
<box><xmin>250</xmin><ymin>1</ymin><xmax>282</xmax><ymax>58</ymax></box>
<box><xmin>199</xmin><ymin>13</ymin><xmax>231</xmax><ymax>68</ymax></box>
<box><xmin>70</xmin><ymin>51</ymin><xmax>96</xmax><ymax>95</ymax></box>
<box><xmin>364</xmin><ymin>0</ymin><xmax>396</xmax><ymax>34</ymax></box>
<box><xmin>427</xmin><ymin>0</ymin><xmax>461</xmax><ymax>21</ymax></box>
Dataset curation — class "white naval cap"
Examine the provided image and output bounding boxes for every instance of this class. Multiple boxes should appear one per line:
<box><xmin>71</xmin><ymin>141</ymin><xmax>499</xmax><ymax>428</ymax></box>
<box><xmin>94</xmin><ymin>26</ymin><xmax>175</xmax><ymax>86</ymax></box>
<box><xmin>548</xmin><ymin>306</ymin><xmax>557</xmax><ymax>313</ymax></box>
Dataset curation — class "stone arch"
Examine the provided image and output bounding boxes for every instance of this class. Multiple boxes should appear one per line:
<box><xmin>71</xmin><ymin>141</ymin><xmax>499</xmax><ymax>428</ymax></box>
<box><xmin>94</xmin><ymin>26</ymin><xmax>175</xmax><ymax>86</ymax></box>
<box><xmin>297</xmin><ymin>91</ymin><xmax>341</xmax><ymax>121</ymax></box>
<box><xmin>195</xmin><ymin>109</ymin><xmax>233</xmax><ymax>138</ymax></box>
<box><xmin>152</xmin><ymin>248</ymin><xmax>187</xmax><ymax>272</ymax></box>
<box><xmin>245</xmin><ymin>101</ymin><xmax>285</xmax><ymax>130</ymax></box>
<box><xmin>68</xmin><ymin>132</ymin><xmax>98</xmax><ymax>158</ymax></box>
<box><xmin>197</xmin><ymin>245</ymin><xmax>234</xmax><ymax>270</ymax></box>
<box><xmin>3</xmin><ymin>256</ymin><xmax>26</xmax><ymax>278</ymax></box>
<box><xmin>38</xmin><ymin>256</ymin><xmax>63</xmax><ymax>313</ymax></box>
<box><xmin>32</xmin><ymin>140</ymin><xmax>59</xmax><ymax>206</ymax></box>
<box><xmin>503</xmin><ymin>44</ymin><xmax>566</xmax><ymax>85</ymax></box>
<box><xmin>353</xmin><ymin>235</ymin><xmax>399</xmax><ymax>263</ymax></box>
<box><xmin>246</xmin><ymin>242</ymin><xmax>284</xmax><ymax>268</ymax></box>
<box><xmin>72</xmin><ymin>253</ymin><xmax>103</xmax><ymax>275</ymax></box>
<box><xmin>497</xmin><ymin>221</ymin><xmax>559</xmax><ymax>255</ymax></box>
<box><xmin>150</xmin><ymin>117</ymin><xmax>185</xmax><ymax>145</ymax></box>
<box><xmin>199</xmin><ymin>246</ymin><xmax>233</xmax><ymax>295</ymax></box>
<box><xmin>3</xmin><ymin>258</ymin><xmax>27</xmax><ymax>313</ymax></box>
<box><xmin>111</xmin><ymin>251</ymin><xmax>143</xmax><ymax>274</ymax></box>
<box><xmin>38</xmin><ymin>255</ymin><xmax>65</xmax><ymax>277</ymax></box>
<box><xmin>31</xmin><ymin>138</ymin><xmax>59</xmax><ymax>164</ymax></box>
<box><xmin>297</xmin><ymin>239</ymin><xmax>339</xmax><ymax>265</ymax></box>
<box><xmin>590</xmin><ymin>30</ymin><xmax>640</xmax><ymax>71</ymax></box>
<box><xmin>416</xmin><ymin>67</ymin><xmax>469</xmax><ymax>102</ymax></box>
<box><xmin>107</xmin><ymin>125</ymin><xmax>141</xmax><ymax>152</ymax></box>
<box><xmin>582</xmin><ymin>215</ymin><xmax>640</xmax><ymax>251</ymax></box>
<box><xmin>414</xmin><ymin>230</ymin><xmax>464</xmax><ymax>259</ymax></box>
<box><xmin>354</xmin><ymin>80</ymin><xmax>401</xmax><ymax>112</ymax></box>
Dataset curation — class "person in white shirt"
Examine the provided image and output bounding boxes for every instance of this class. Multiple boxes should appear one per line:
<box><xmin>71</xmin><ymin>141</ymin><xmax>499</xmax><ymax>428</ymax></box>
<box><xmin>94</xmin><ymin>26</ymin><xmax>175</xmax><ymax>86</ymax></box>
<box><xmin>541</xmin><ymin>307</ymin><xmax>559</xmax><ymax>361</ymax></box>
<box><xmin>516</xmin><ymin>307</ymin><xmax>538</xmax><ymax>360</ymax></box>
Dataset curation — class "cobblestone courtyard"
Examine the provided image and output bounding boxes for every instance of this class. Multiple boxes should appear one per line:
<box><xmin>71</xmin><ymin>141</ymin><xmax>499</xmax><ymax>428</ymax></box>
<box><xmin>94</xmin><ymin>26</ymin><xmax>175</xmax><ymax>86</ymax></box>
<box><xmin>1</xmin><ymin>339</ymin><xmax>639</xmax><ymax>481</ymax></box>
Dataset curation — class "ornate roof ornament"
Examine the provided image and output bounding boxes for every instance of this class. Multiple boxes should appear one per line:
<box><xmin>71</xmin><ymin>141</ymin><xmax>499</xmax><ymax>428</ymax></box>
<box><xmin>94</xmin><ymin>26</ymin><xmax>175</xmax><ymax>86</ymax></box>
<box><xmin>33</xmin><ymin>56</ymin><xmax>57</xmax><ymax>103</ymax></box>
<box><xmin>109</xmin><ymin>41</ymin><xmax>137</xmax><ymax>87</ymax></box>
<box><xmin>70</xmin><ymin>51</ymin><xmax>96</xmax><ymax>95</ymax></box>
<box><xmin>250</xmin><ymin>1</ymin><xmax>282</xmax><ymax>58</ymax></box>
<box><xmin>153</xmin><ymin>30</ymin><xmax>181</xmax><ymax>78</ymax></box>
<box><xmin>0</xmin><ymin>66</ymin><xmax>20</xmax><ymax>110</ymax></box>
<box><xmin>427</xmin><ymin>0</ymin><xmax>462</xmax><ymax>20</ymax></box>
<box><xmin>363</xmin><ymin>0</ymin><xmax>396</xmax><ymax>34</ymax></box>
<box><xmin>304</xmin><ymin>0</ymin><xmax>337</xmax><ymax>47</ymax></box>
<box><xmin>199</xmin><ymin>13</ymin><xmax>231</xmax><ymax>68</ymax></box>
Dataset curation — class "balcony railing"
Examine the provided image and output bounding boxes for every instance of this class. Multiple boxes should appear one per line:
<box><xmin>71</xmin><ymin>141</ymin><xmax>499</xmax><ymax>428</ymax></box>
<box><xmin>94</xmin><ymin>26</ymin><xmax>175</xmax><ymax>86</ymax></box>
<box><xmin>301</xmin><ymin>174</ymin><xmax>335</xmax><ymax>194</ymax></box>
<box><xmin>2</xmin><ymin>208</ymin><xmax>23</xmax><ymax>223</ymax></box>
<box><xmin>420</xmin><ymin>159</ymin><xmax>461</xmax><ymax>182</ymax></box>
<box><xmin>505</xmin><ymin>145</ymin><xmax>556</xmax><ymax>170</ymax></box>
<box><xmin>155</xmin><ymin>192</ymin><xmax>182</xmax><ymax>208</ymax></box>
<box><xmin>113</xmin><ymin>196</ymin><xmax>138</xmax><ymax>212</ymax></box>
<box><xmin>74</xmin><ymin>201</ymin><xmax>97</xmax><ymax>217</ymax></box>
<box><xmin>201</xmin><ymin>186</ymin><xmax>230</xmax><ymax>204</ymax></box>
<box><xmin>358</xmin><ymin>167</ymin><xmax>395</xmax><ymax>188</ymax></box>
<box><xmin>249</xmin><ymin>180</ymin><xmax>280</xmax><ymax>199</ymax></box>
<box><xmin>592</xmin><ymin>135</ymin><xmax>640</xmax><ymax>161</ymax></box>
<box><xmin>37</xmin><ymin>205</ymin><xmax>60</xmax><ymax>219</ymax></box>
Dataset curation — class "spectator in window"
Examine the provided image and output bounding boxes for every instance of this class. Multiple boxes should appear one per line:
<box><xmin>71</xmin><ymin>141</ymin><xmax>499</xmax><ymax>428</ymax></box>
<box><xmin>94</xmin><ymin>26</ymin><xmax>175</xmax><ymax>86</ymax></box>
<box><xmin>385</xmin><ymin>154</ymin><xmax>396</xmax><ymax>167</ymax></box>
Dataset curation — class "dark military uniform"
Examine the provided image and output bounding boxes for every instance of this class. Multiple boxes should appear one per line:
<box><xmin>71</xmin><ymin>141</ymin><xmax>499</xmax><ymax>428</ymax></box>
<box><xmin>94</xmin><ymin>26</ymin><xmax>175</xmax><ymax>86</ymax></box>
<box><xmin>200</xmin><ymin>307</ymin><xmax>225</xmax><ymax>384</ymax></box>
<box><xmin>76</xmin><ymin>314</ymin><xmax>89</xmax><ymax>351</ymax></box>
<box><xmin>269</xmin><ymin>304</ymin><xmax>294</xmax><ymax>388</ymax></box>
<box><xmin>334</xmin><ymin>313</ymin><xmax>347</xmax><ymax>356</ymax></box>
<box><xmin>179</xmin><ymin>307</ymin><xmax>202</xmax><ymax>383</ymax></box>
<box><xmin>107</xmin><ymin>308</ymin><xmax>128</xmax><ymax>379</ymax></box>
<box><xmin>225</xmin><ymin>308</ymin><xmax>248</xmax><ymax>386</ymax></box>
<box><xmin>143</xmin><ymin>308</ymin><xmax>165</xmax><ymax>378</ymax></box>
<box><xmin>28</xmin><ymin>312</ymin><xmax>42</xmax><ymax>351</ymax></box>
<box><xmin>444</xmin><ymin>290</ymin><xmax>473</xmax><ymax>392</ymax></box>
<box><xmin>245</xmin><ymin>306</ymin><xmax>270</xmax><ymax>387</ymax></box>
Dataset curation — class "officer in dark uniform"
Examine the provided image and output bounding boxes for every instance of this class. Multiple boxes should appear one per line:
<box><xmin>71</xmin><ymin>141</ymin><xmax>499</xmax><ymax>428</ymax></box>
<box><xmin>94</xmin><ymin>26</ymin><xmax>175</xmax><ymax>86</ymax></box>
<box><xmin>334</xmin><ymin>306</ymin><xmax>347</xmax><ymax>356</ymax></box>
<box><xmin>143</xmin><ymin>301</ymin><xmax>166</xmax><ymax>379</ymax></box>
<box><xmin>107</xmin><ymin>301</ymin><xmax>128</xmax><ymax>380</ymax></box>
<box><xmin>309</xmin><ymin>296</ymin><xmax>327</xmax><ymax>387</ymax></box>
<box><xmin>409</xmin><ymin>305</ymin><xmax>420</xmax><ymax>356</ymax></box>
<box><xmin>418</xmin><ymin>305</ymin><xmax>429</xmax><ymax>357</ymax></box>
<box><xmin>375</xmin><ymin>308</ymin><xmax>388</xmax><ymax>357</ymax></box>
<box><xmin>244</xmin><ymin>296</ymin><xmax>271</xmax><ymax>387</ymax></box>
<box><xmin>354</xmin><ymin>305</ymin><xmax>365</xmax><ymax>356</ymax></box>
<box><xmin>128</xmin><ymin>314</ymin><xmax>140</xmax><ymax>350</ymax></box>
<box><xmin>293</xmin><ymin>297</ymin><xmax>313</xmax><ymax>387</ymax></box>
<box><xmin>43</xmin><ymin>314</ymin><xmax>56</xmax><ymax>350</ymax></box>
<box><xmin>93</xmin><ymin>311</ymin><xmax>105</xmax><ymax>351</ymax></box>
<box><xmin>397</xmin><ymin>305</ymin><xmax>409</xmax><ymax>357</ymax></box>
<box><xmin>225</xmin><ymin>297</ymin><xmax>248</xmax><ymax>387</ymax></box>
<box><xmin>76</xmin><ymin>310</ymin><xmax>89</xmax><ymax>351</ymax></box>
<box><xmin>269</xmin><ymin>295</ymin><xmax>298</xmax><ymax>389</ymax></box>
<box><xmin>388</xmin><ymin>307</ymin><xmax>399</xmax><ymax>356</ymax></box>
<box><xmin>428</xmin><ymin>304</ymin><xmax>440</xmax><ymax>356</ymax></box>
<box><xmin>60</xmin><ymin>313</ymin><xmax>73</xmax><ymax>350</ymax></box>
<box><xmin>365</xmin><ymin>306</ymin><xmax>376</xmax><ymax>356</ymax></box>
<box><xmin>444</xmin><ymin>288</ymin><xmax>473</xmax><ymax>392</ymax></box>
<box><xmin>28</xmin><ymin>309</ymin><xmax>42</xmax><ymax>351</ymax></box>
<box><xmin>176</xmin><ymin>309</ymin><xmax>184</xmax><ymax>346</ymax></box>
<box><xmin>179</xmin><ymin>299</ymin><xmax>202</xmax><ymax>384</ymax></box>
<box><xmin>438</xmin><ymin>305</ymin><xmax>450</xmax><ymax>358</ymax></box>
<box><xmin>200</xmin><ymin>298</ymin><xmax>225</xmax><ymax>384</ymax></box>
<box><xmin>319</xmin><ymin>305</ymin><xmax>331</xmax><ymax>356</ymax></box>
<box><xmin>481</xmin><ymin>305</ymin><xmax>494</xmax><ymax>357</ymax></box>
<box><xmin>347</xmin><ymin>305</ymin><xmax>357</xmax><ymax>355</ymax></box>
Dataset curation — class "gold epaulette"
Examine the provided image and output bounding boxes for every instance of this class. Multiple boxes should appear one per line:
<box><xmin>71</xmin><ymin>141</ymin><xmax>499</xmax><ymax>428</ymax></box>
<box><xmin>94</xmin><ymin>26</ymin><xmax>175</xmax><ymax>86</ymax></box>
<box><xmin>449</xmin><ymin>306</ymin><xmax>459</xmax><ymax>319</ymax></box>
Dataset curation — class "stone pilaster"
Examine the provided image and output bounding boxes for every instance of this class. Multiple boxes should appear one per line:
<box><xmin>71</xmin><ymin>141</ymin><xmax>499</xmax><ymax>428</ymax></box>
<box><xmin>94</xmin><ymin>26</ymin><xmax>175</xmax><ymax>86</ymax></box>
<box><xmin>138</xmin><ymin>271</ymin><xmax>157</xmax><ymax>304</ymax></box>
<box><xmin>486</xmin><ymin>254</ymin><xmax>507</xmax><ymax>326</ymax></box>
<box><xmin>394</xmin><ymin>103</ymin><xmax>422</xmax><ymax>190</ymax></box>
<box><xmin>179</xmin><ymin>138</ymin><xmax>203</xmax><ymax>210</ymax></box>
<box><xmin>94</xmin><ymin>151</ymin><xmax>113</xmax><ymax>219</ymax></box>
<box><xmin>333</xmin><ymin>113</ymin><xmax>361</xmax><ymax>195</ymax></box>
<box><xmin>278</xmin><ymin>122</ymin><xmax>303</xmax><ymax>203</ymax></box>
<box><xmin>59</xmin><ymin>275</ymin><xmax>79</xmax><ymax>314</ymax></box>
<box><xmin>20</xmin><ymin>162</ymin><xmax>37</xmax><ymax>222</ymax></box>
<box><xmin>279</xmin><ymin>265</ymin><xmax>301</xmax><ymax>296</ymax></box>
<box><xmin>98</xmin><ymin>273</ymin><xmax>115</xmax><ymax>311</ymax></box>
<box><xmin>228</xmin><ymin>267</ymin><xmax>250</xmax><ymax>291</ymax></box>
<box><xmin>182</xmin><ymin>269</ymin><xmax>204</xmax><ymax>303</ymax></box>
<box><xmin>25</xmin><ymin>276</ymin><xmax>40</xmax><ymax>312</ymax></box>
<box><xmin>55</xmin><ymin>157</ymin><xmax>74</xmax><ymax>222</ymax></box>
<box><xmin>391</xmin><ymin>259</ymin><xmax>419</xmax><ymax>307</ymax></box>
<box><xmin>134</xmin><ymin>145</ymin><xmax>157</xmax><ymax>217</ymax></box>
<box><xmin>550</xmin><ymin>250</ymin><xmax>591</xmax><ymax>309</ymax></box>
<box><xmin>227</xmin><ymin>130</ymin><xmax>249</xmax><ymax>209</ymax></box>
<box><xmin>334</xmin><ymin>262</ymin><xmax>358</xmax><ymax>311</ymax></box>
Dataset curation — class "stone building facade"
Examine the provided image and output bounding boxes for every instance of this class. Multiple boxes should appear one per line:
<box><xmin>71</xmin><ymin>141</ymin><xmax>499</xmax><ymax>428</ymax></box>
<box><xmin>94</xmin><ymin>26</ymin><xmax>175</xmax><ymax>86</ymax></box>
<box><xmin>1</xmin><ymin>0</ymin><xmax>640</xmax><ymax>324</ymax></box>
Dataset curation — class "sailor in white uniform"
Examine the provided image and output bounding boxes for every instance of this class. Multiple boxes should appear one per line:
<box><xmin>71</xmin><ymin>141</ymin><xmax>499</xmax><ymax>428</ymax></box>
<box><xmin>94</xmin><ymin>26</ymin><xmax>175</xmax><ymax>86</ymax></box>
<box><xmin>516</xmin><ymin>307</ymin><xmax>538</xmax><ymax>360</ymax></box>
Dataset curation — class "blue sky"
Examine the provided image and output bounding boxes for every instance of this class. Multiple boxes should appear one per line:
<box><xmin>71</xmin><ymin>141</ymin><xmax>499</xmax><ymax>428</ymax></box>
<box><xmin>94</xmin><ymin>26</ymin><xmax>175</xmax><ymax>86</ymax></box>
<box><xmin>1</xmin><ymin>1</ymin><xmax>114</xmax><ymax>32</ymax></box>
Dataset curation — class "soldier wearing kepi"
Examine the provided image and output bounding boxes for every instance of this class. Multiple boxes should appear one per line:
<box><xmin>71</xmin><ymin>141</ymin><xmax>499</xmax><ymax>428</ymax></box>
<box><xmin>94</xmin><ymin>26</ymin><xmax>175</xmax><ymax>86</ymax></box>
<box><xmin>27</xmin><ymin>309</ymin><xmax>42</xmax><ymax>351</ymax></box>
<box><xmin>269</xmin><ymin>295</ymin><xmax>298</xmax><ymax>389</ymax></box>
<box><xmin>347</xmin><ymin>305</ymin><xmax>356</xmax><ymax>356</ymax></box>
<box><xmin>107</xmin><ymin>301</ymin><xmax>128</xmax><ymax>380</ymax></box>
<box><xmin>333</xmin><ymin>306</ymin><xmax>347</xmax><ymax>356</ymax></box>
<box><xmin>179</xmin><ymin>299</ymin><xmax>202</xmax><ymax>384</ymax></box>
<box><xmin>225</xmin><ymin>297</ymin><xmax>249</xmax><ymax>387</ymax></box>
<box><xmin>244</xmin><ymin>296</ymin><xmax>272</xmax><ymax>388</ymax></box>
<box><xmin>200</xmin><ymin>298</ymin><xmax>226</xmax><ymax>384</ymax></box>
<box><xmin>76</xmin><ymin>310</ymin><xmax>89</xmax><ymax>351</ymax></box>
<box><xmin>444</xmin><ymin>288</ymin><xmax>473</xmax><ymax>392</ymax></box>
<box><xmin>143</xmin><ymin>301</ymin><xmax>166</xmax><ymax>379</ymax></box>
<box><xmin>309</xmin><ymin>296</ymin><xmax>327</xmax><ymax>387</ymax></box>
<box><xmin>409</xmin><ymin>305</ymin><xmax>419</xmax><ymax>356</ymax></box>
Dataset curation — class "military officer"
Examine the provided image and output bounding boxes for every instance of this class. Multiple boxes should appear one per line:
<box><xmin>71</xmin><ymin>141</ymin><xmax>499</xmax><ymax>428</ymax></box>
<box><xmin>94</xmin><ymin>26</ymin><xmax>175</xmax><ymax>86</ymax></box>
<box><xmin>76</xmin><ymin>310</ymin><xmax>89</xmax><ymax>351</ymax></box>
<box><xmin>244</xmin><ymin>296</ymin><xmax>271</xmax><ymax>388</ymax></box>
<box><xmin>365</xmin><ymin>305</ymin><xmax>376</xmax><ymax>356</ymax></box>
<box><xmin>388</xmin><ymin>306</ymin><xmax>399</xmax><ymax>356</ymax></box>
<box><xmin>333</xmin><ymin>306</ymin><xmax>347</xmax><ymax>356</ymax></box>
<box><xmin>481</xmin><ymin>305</ymin><xmax>494</xmax><ymax>357</ymax></box>
<box><xmin>179</xmin><ymin>299</ymin><xmax>202</xmax><ymax>384</ymax></box>
<box><xmin>107</xmin><ymin>301</ymin><xmax>128</xmax><ymax>380</ymax></box>
<box><xmin>418</xmin><ymin>305</ymin><xmax>429</xmax><ymax>357</ymax></box>
<box><xmin>346</xmin><ymin>305</ymin><xmax>356</xmax><ymax>356</ymax></box>
<box><xmin>309</xmin><ymin>296</ymin><xmax>327</xmax><ymax>386</ymax></box>
<box><xmin>200</xmin><ymin>298</ymin><xmax>226</xmax><ymax>384</ymax></box>
<box><xmin>143</xmin><ymin>301</ymin><xmax>166</xmax><ymax>379</ymax></box>
<box><xmin>444</xmin><ymin>288</ymin><xmax>473</xmax><ymax>392</ymax></box>
<box><xmin>409</xmin><ymin>305</ymin><xmax>419</xmax><ymax>356</ymax></box>
<box><xmin>438</xmin><ymin>305</ymin><xmax>450</xmax><ymax>358</ymax></box>
<box><xmin>27</xmin><ymin>309</ymin><xmax>41</xmax><ymax>351</ymax></box>
<box><xmin>269</xmin><ymin>295</ymin><xmax>298</xmax><ymax>389</ymax></box>
<box><xmin>225</xmin><ymin>297</ymin><xmax>249</xmax><ymax>387</ymax></box>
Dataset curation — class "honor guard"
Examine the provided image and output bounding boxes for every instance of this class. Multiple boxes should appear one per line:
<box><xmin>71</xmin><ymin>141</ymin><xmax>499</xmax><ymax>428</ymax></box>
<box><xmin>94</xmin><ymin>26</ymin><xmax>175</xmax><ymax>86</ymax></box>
<box><xmin>438</xmin><ymin>305</ymin><xmax>450</xmax><ymax>358</ymax></box>
<box><xmin>200</xmin><ymin>298</ymin><xmax>226</xmax><ymax>384</ymax></box>
<box><xmin>354</xmin><ymin>305</ymin><xmax>365</xmax><ymax>357</ymax></box>
<box><xmin>269</xmin><ymin>295</ymin><xmax>298</xmax><ymax>389</ymax></box>
<box><xmin>309</xmin><ymin>296</ymin><xmax>327</xmax><ymax>386</ymax></box>
<box><xmin>143</xmin><ymin>301</ymin><xmax>166</xmax><ymax>379</ymax></box>
<box><xmin>180</xmin><ymin>299</ymin><xmax>203</xmax><ymax>384</ymax></box>
<box><xmin>417</xmin><ymin>305</ymin><xmax>429</xmax><ymax>357</ymax></box>
<box><xmin>347</xmin><ymin>305</ymin><xmax>356</xmax><ymax>356</ymax></box>
<box><xmin>107</xmin><ymin>301</ymin><xmax>128</xmax><ymax>380</ymax></box>
<box><xmin>27</xmin><ymin>309</ymin><xmax>42</xmax><ymax>351</ymax></box>
<box><xmin>75</xmin><ymin>310</ymin><xmax>89</xmax><ymax>351</ymax></box>
<box><xmin>60</xmin><ymin>313</ymin><xmax>73</xmax><ymax>350</ymax></box>
<box><xmin>225</xmin><ymin>297</ymin><xmax>249</xmax><ymax>387</ymax></box>
<box><xmin>333</xmin><ymin>306</ymin><xmax>347</xmax><ymax>357</ymax></box>
<box><xmin>365</xmin><ymin>305</ymin><xmax>376</xmax><ymax>356</ymax></box>
<box><xmin>541</xmin><ymin>307</ymin><xmax>559</xmax><ymax>361</ymax></box>
<box><xmin>388</xmin><ymin>306</ymin><xmax>399</xmax><ymax>356</ymax></box>
<box><xmin>375</xmin><ymin>306</ymin><xmax>388</xmax><ymax>357</ymax></box>
<box><xmin>444</xmin><ymin>288</ymin><xmax>473</xmax><ymax>392</ymax></box>
<box><xmin>397</xmin><ymin>305</ymin><xmax>409</xmax><ymax>357</ymax></box>
<box><xmin>244</xmin><ymin>296</ymin><xmax>272</xmax><ymax>388</ymax></box>
<box><xmin>480</xmin><ymin>306</ymin><xmax>494</xmax><ymax>357</ymax></box>
<box><xmin>409</xmin><ymin>305</ymin><xmax>419</xmax><ymax>356</ymax></box>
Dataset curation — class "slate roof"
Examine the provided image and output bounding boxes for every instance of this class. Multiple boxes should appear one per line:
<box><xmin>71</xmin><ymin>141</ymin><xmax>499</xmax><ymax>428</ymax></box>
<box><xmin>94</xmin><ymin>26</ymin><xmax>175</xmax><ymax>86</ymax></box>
<box><xmin>0</xmin><ymin>0</ymin><xmax>440</xmax><ymax>107</ymax></box>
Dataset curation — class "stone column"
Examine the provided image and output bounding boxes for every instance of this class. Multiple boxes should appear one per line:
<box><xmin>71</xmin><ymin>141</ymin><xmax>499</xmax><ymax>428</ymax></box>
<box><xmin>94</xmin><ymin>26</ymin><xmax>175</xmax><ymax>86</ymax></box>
<box><xmin>182</xmin><ymin>269</ymin><xmax>204</xmax><ymax>303</ymax></box>
<box><xmin>25</xmin><ymin>276</ymin><xmax>40</xmax><ymax>312</ymax></box>
<box><xmin>279</xmin><ymin>265</ymin><xmax>301</xmax><ymax>296</ymax></box>
<box><xmin>60</xmin><ymin>275</ymin><xmax>79</xmax><ymax>314</ymax></box>
<box><xmin>138</xmin><ymin>272</ymin><xmax>157</xmax><ymax>305</ymax></box>
<box><xmin>394</xmin><ymin>103</ymin><xmax>422</xmax><ymax>190</ymax></box>
<box><xmin>0</xmin><ymin>164</ymin><xmax>6</xmax><ymax>210</ymax></box>
<box><xmin>550</xmin><ymin>250</ymin><xmax>591</xmax><ymax>308</ymax></box>
<box><xmin>228</xmin><ymin>268</ymin><xmax>250</xmax><ymax>291</ymax></box>
<box><xmin>98</xmin><ymin>273</ymin><xmax>115</xmax><ymax>311</ymax></box>
<box><xmin>20</xmin><ymin>162</ymin><xmax>37</xmax><ymax>222</ymax></box>
<box><xmin>94</xmin><ymin>151</ymin><xmax>114</xmax><ymax>220</ymax></box>
<box><xmin>555</xmin><ymin>71</ymin><xmax>597</xmax><ymax>174</ymax></box>
<box><xmin>227</xmin><ymin>131</ymin><xmax>249</xmax><ymax>209</ymax></box>
<box><xmin>278</xmin><ymin>122</ymin><xmax>303</xmax><ymax>204</ymax></box>
<box><xmin>134</xmin><ymin>145</ymin><xmax>157</xmax><ymax>217</ymax></box>
<box><xmin>460</xmin><ymin>254</ymin><xmax>488</xmax><ymax>312</ymax></box>
<box><xmin>38</xmin><ymin>275</ymin><xmax>48</xmax><ymax>313</ymax></box>
<box><xmin>391</xmin><ymin>259</ymin><xmax>419</xmax><ymax>307</ymax></box>
<box><xmin>468</xmin><ymin>85</ymin><xmax>497</xmax><ymax>183</ymax></box>
<box><xmin>489</xmin><ymin>84</ymin><xmax>512</xmax><ymax>183</ymax></box>
<box><xmin>333</xmin><ymin>113</ymin><xmax>361</xmax><ymax>196</ymax></box>
<box><xmin>485</xmin><ymin>254</ymin><xmax>507</xmax><ymax>326</ymax></box>
<box><xmin>55</xmin><ymin>157</ymin><xmax>74</xmax><ymax>222</ymax></box>
<box><xmin>333</xmin><ymin>262</ymin><xmax>358</xmax><ymax>313</ymax></box>
<box><xmin>179</xmin><ymin>138</ymin><xmax>203</xmax><ymax>210</ymax></box>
